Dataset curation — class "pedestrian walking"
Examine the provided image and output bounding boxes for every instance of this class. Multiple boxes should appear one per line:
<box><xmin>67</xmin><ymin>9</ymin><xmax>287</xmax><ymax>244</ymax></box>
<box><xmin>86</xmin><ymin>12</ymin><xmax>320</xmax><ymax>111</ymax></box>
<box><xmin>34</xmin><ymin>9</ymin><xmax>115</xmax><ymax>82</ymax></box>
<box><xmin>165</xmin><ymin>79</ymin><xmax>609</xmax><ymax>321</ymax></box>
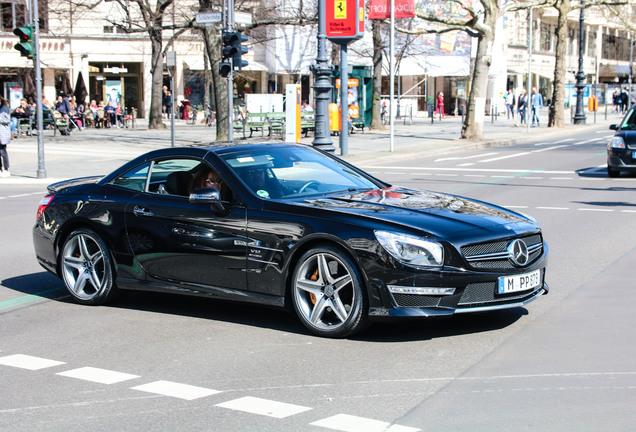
<box><xmin>612</xmin><ymin>87</ymin><xmax>620</xmax><ymax>113</ymax></box>
<box><xmin>515</xmin><ymin>89</ymin><xmax>527</xmax><ymax>127</ymax></box>
<box><xmin>620</xmin><ymin>88</ymin><xmax>629</xmax><ymax>113</ymax></box>
<box><xmin>504</xmin><ymin>89</ymin><xmax>515</xmax><ymax>119</ymax></box>
<box><xmin>434</xmin><ymin>91</ymin><xmax>445</xmax><ymax>119</ymax></box>
<box><xmin>531</xmin><ymin>87</ymin><xmax>543</xmax><ymax>127</ymax></box>
<box><xmin>0</xmin><ymin>96</ymin><xmax>11</xmax><ymax>177</ymax></box>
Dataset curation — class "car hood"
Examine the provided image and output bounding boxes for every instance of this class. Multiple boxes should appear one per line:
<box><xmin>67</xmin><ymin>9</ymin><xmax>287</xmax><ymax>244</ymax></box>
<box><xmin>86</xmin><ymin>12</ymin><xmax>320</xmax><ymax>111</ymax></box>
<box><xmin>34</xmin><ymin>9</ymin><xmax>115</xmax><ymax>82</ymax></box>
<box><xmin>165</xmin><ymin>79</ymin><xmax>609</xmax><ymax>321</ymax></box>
<box><xmin>616</xmin><ymin>129</ymin><xmax>636</xmax><ymax>142</ymax></box>
<box><xmin>298</xmin><ymin>187</ymin><xmax>535</xmax><ymax>237</ymax></box>
<box><xmin>47</xmin><ymin>176</ymin><xmax>104</xmax><ymax>194</ymax></box>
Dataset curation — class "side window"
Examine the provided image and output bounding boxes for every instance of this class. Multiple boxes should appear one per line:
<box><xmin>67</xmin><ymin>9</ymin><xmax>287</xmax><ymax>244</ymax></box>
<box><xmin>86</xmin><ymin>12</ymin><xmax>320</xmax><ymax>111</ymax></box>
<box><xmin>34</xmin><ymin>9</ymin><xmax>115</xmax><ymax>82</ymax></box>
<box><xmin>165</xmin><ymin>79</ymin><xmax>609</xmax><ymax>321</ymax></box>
<box><xmin>111</xmin><ymin>162</ymin><xmax>151</xmax><ymax>192</ymax></box>
<box><xmin>148</xmin><ymin>158</ymin><xmax>204</xmax><ymax>196</ymax></box>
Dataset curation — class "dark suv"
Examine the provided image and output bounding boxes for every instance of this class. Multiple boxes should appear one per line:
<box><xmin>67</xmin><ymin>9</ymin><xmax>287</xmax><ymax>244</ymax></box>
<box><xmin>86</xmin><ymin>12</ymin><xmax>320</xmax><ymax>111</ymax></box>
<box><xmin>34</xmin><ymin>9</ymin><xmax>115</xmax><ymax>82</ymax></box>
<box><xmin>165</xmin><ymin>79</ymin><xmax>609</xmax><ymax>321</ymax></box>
<box><xmin>608</xmin><ymin>106</ymin><xmax>636</xmax><ymax>177</ymax></box>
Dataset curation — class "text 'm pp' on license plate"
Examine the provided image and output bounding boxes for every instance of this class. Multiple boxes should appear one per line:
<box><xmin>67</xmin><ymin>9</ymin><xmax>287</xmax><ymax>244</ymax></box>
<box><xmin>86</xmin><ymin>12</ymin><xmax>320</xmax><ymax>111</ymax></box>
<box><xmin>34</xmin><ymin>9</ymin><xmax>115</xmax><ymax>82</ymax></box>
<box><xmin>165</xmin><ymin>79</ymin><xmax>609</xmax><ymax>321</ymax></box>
<box><xmin>498</xmin><ymin>269</ymin><xmax>541</xmax><ymax>294</ymax></box>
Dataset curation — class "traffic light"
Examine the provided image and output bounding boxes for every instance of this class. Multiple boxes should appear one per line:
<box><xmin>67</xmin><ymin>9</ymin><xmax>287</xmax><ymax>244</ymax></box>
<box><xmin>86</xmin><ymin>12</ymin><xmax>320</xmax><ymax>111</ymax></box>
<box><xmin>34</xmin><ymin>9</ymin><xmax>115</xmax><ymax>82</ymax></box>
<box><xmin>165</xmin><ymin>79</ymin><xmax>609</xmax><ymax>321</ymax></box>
<box><xmin>219</xmin><ymin>30</ymin><xmax>248</xmax><ymax>77</ymax></box>
<box><xmin>232</xmin><ymin>32</ymin><xmax>248</xmax><ymax>70</ymax></box>
<box><xmin>14</xmin><ymin>25</ymin><xmax>35</xmax><ymax>59</ymax></box>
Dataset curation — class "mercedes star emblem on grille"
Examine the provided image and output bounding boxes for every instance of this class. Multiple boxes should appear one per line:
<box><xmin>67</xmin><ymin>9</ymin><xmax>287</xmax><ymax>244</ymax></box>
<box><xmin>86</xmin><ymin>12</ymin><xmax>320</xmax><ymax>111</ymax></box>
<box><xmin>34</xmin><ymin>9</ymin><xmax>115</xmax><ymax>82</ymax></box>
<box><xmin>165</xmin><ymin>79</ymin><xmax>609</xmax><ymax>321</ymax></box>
<box><xmin>508</xmin><ymin>239</ymin><xmax>529</xmax><ymax>266</ymax></box>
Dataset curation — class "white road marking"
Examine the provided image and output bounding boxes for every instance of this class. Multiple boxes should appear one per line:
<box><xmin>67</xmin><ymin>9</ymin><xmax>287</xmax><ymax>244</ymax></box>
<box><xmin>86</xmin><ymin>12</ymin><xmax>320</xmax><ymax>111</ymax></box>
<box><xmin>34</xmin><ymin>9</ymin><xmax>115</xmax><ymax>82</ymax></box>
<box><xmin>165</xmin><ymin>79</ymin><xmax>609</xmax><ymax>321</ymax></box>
<box><xmin>577</xmin><ymin>208</ymin><xmax>614</xmax><ymax>212</ymax></box>
<box><xmin>216</xmin><ymin>396</ymin><xmax>312</xmax><ymax>418</ymax></box>
<box><xmin>435</xmin><ymin>152</ymin><xmax>497</xmax><ymax>162</ymax></box>
<box><xmin>549</xmin><ymin>177</ymin><xmax>573</xmax><ymax>180</ymax></box>
<box><xmin>457</xmin><ymin>162</ymin><xmax>475</xmax><ymax>166</ymax></box>
<box><xmin>477</xmin><ymin>152</ymin><xmax>532</xmax><ymax>163</ymax></box>
<box><xmin>310</xmin><ymin>414</ymin><xmax>420</xmax><ymax>432</ymax></box>
<box><xmin>464</xmin><ymin>174</ymin><xmax>487</xmax><ymax>178</ymax></box>
<box><xmin>504</xmin><ymin>206</ymin><xmax>529</xmax><ymax>209</ymax></box>
<box><xmin>531</xmin><ymin>145</ymin><xmax>570</xmax><ymax>153</ymax></box>
<box><xmin>536</xmin><ymin>207</ymin><xmax>569</xmax><ymax>210</ymax></box>
<box><xmin>56</xmin><ymin>367</ymin><xmax>140</xmax><ymax>384</ymax></box>
<box><xmin>0</xmin><ymin>354</ymin><xmax>65</xmax><ymax>370</ymax></box>
<box><xmin>361</xmin><ymin>166</ymin><xmax>573</xmax><ymax>174</ymax></box>
<box><xmin>131</xmin><ymin>380</ymin><xmax>220</xmax><ymax>400</ymax></box>
<box><xmin>554</xmin><ymin>138</ymin><xmax>575</xmax><ymax>143</ymax></box>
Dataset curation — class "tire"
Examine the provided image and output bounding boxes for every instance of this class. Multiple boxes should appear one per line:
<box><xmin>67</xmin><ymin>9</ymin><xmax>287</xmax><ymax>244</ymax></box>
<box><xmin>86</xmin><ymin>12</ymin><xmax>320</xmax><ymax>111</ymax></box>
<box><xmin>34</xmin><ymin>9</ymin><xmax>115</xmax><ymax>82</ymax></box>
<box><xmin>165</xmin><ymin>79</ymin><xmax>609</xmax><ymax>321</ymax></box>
<box><xmin>607</xmin><ymin>166</ymin><xmax>620</xmax><ymax>178</ymax></box>
<box><xmin>60</xmin><ymin>228</ymin><xmax>118</xmax><ymax>305</ymax></box>
<box><xmin>291</xmin><ymin>246</ymin><xmax>368</xmax><ymax>338</ymax></box>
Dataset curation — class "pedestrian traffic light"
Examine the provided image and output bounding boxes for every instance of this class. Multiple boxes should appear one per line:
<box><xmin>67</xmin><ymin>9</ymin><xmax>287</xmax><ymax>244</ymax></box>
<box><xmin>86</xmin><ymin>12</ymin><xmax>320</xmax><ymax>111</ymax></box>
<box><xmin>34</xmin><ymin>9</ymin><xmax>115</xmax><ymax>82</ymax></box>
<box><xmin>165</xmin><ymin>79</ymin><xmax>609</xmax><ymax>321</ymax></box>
<box><xmin>13</xmin><ymin>25</ymin><xmax>35</xmax><ymax>59</ymax></box>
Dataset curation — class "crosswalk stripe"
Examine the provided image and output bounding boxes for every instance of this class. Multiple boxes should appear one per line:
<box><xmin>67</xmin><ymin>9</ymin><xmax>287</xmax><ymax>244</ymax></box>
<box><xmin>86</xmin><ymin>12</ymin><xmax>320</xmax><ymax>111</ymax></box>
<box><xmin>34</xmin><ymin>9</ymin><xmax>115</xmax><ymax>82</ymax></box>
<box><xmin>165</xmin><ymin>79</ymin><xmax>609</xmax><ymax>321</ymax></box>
<box><xmin>0</xmin><ymin>354</ymin><xmax>65</xmax><ymax>370</ymax></box>
<box><xmin>310</xmin><ymin>414</ymin><xmax>420</xmax><ymax>432</ymax></box>
<box><xmin>131</xmin><ymin>380</ymin><xmax>221</xmax><ymax>400</ymax></box>
<box><xmin>216</xmin><ymin>396</ymin><xmax>312</xmax><ymax>418</ymax></box>
<box><xmin>56</xmin><ymin>366</ymin><xmax>140</xmax><ymax>384</ymax></box>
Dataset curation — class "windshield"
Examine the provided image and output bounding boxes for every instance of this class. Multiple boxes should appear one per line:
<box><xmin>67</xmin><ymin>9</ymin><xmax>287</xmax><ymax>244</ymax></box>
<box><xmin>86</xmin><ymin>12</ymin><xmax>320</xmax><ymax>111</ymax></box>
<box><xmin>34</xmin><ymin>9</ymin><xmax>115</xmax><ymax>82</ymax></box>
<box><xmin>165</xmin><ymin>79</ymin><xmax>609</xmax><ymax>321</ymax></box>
<box><xmin>219</xmin><ymin>145</ymin><xmax>385</xmax><ymax>199</ymax></box>
<box><xmin>620</xmin><ymin>107</ymin><xmax>636</xmax><ymax>130</ymax></box>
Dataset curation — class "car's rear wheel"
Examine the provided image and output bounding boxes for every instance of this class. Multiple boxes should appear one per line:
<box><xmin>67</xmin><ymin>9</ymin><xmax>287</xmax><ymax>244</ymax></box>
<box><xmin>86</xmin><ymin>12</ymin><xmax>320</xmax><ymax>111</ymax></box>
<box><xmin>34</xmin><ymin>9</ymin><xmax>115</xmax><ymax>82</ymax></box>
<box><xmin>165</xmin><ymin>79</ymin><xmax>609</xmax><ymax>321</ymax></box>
<box><xmin>607</xmin><ymin>165</ymin><xmax>620</xmax><ymax>177</ymax></box>
<box><xmin>60</xmin><ymin>228</ymin><xmax>117</xmax><ymax>305</ymax></box>
<box><xmin>291</xmin><ymin>246</ymin><xmax>368</xmax><ymax>338</ymax></box>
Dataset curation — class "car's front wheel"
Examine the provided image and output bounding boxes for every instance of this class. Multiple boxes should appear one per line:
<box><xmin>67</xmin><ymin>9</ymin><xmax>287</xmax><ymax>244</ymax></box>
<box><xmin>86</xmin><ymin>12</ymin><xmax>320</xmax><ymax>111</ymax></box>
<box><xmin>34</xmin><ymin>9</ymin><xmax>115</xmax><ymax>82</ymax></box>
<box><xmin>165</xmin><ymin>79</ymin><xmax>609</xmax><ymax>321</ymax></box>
<box><xmin>291</xmin><ymin>246</ymin><xmax>368</xmax><ymax>338</ymax></box>
<box><xmin>60</xmin><ymin>228</ymin><xmax>117</xmax><ymax>305</ymax></box>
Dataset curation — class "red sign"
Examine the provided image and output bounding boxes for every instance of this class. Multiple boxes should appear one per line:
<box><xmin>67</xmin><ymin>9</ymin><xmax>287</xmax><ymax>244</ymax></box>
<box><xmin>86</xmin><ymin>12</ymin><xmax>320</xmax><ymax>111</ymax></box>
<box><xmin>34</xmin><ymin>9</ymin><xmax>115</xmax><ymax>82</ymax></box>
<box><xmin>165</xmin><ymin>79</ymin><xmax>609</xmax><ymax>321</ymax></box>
<box><xmin>325</xmin><ymin>0</ymin><xmax>364</xmax><ymax>43</ymax></box>
<box><xmin>368</xmin><ymin>0</ymin><xmax>415</xmax><ymax>19</ymax></box>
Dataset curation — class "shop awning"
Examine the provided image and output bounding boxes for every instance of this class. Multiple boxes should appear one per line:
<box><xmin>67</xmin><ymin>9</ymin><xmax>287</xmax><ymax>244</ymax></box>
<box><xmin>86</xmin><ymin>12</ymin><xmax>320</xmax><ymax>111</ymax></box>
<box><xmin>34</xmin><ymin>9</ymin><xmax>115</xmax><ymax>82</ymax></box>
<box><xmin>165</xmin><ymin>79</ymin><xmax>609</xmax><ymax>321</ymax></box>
<box><xmin>599</xmin><ymin>64</ymin><xmax>635</xmax><ymax>77</ymax></box>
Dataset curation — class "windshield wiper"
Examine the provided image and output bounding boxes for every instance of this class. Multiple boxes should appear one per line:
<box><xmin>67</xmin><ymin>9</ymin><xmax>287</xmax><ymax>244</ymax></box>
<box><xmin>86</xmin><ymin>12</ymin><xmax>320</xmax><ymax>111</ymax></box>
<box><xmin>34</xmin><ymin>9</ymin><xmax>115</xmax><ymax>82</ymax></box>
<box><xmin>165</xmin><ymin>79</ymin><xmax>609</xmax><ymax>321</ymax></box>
<box><xmin>323</xmin><ymin>187</ymin><xmax>375</xmax><ymax>196</ymax></box>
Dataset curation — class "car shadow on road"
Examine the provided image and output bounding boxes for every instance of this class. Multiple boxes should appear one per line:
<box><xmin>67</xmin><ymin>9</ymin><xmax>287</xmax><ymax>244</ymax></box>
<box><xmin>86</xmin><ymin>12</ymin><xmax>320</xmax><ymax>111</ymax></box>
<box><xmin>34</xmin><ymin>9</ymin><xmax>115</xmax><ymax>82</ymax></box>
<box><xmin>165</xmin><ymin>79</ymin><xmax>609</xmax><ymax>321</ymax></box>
<box><xmin>357</xmin><ymin>309</ymin><xmax>528</xmax><ymax>343</ymax></box>
<box><xmin>4</xmin><ymin>272</ymin><xmax>527</xmax><ymax>341</ymax></box>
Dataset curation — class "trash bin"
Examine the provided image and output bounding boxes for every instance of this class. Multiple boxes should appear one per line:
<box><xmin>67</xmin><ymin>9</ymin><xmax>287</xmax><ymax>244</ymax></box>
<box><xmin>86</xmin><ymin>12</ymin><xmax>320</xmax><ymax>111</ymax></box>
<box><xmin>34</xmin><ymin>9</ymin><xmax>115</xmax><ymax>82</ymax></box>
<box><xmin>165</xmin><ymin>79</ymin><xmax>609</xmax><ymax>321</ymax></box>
<box><xmin>329</xmin><ymin>103</ymin><xmax>340</xmax><ymax>132</ymax></box>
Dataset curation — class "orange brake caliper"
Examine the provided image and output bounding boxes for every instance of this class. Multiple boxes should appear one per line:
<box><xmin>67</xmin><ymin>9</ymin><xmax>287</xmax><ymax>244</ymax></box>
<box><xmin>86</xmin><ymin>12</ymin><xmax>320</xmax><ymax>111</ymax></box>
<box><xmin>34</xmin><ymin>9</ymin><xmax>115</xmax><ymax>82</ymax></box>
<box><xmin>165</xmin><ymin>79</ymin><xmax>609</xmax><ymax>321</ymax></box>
<box><xmin>309</xmin><ymin>267</ymin><xmax>319</xmax><ymax>304</ymax></box>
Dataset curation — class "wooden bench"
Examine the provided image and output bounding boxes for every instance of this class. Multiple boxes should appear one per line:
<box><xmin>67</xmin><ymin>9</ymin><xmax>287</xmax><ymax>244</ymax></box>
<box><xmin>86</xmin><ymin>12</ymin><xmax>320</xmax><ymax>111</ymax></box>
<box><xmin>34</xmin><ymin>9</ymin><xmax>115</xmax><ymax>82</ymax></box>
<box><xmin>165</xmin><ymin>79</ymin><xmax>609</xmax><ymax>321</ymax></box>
<box><xmin>52</xmin><ymin>110</ymin><xmax>70</xmax><ymax>136</ymax></box>
<box><xmin>266</xmin><ymin>112</ymin><xmax>286</xmax><ymax>139</ymax></box>
<box><xmin>242</xmin><ymin>112</ymin><xmax>269</xmax><ymax>138</ymax></box>
<box><xmin>301</xmin><ymin>111</ymin><xmax>315</xmax><ymax>137</ymax></box>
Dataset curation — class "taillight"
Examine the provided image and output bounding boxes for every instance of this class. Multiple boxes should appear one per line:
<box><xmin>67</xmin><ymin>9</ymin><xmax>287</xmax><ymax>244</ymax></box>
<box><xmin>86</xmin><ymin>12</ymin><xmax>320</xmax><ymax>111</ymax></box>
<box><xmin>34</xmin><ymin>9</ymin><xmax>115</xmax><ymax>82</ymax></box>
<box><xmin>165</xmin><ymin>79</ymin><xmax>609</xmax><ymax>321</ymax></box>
<box><xmin>36</xmin><ymin>195</ymin><xmax>54</xmax><ymax>220</ymax></box>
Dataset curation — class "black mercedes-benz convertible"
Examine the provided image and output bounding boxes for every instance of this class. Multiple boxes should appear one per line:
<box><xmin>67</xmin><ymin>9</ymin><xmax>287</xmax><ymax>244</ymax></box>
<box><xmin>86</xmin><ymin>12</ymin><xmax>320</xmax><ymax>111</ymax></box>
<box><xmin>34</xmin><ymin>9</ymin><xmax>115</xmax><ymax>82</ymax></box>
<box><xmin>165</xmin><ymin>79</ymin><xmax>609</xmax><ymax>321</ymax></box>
<box><xmin>33</xmin><ymin>142</ymin><xmax>548</xmax><ymax>337</ymax></box>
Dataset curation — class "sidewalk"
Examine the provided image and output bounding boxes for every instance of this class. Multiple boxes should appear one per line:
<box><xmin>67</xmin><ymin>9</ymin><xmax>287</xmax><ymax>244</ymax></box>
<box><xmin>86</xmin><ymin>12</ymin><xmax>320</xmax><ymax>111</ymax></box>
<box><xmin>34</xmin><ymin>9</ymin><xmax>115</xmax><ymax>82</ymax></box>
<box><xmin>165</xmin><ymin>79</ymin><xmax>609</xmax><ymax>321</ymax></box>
<box><xmin>0</xmin><ymin>109</ymin><xmax>620</xmax><ymax>185</ymax></box>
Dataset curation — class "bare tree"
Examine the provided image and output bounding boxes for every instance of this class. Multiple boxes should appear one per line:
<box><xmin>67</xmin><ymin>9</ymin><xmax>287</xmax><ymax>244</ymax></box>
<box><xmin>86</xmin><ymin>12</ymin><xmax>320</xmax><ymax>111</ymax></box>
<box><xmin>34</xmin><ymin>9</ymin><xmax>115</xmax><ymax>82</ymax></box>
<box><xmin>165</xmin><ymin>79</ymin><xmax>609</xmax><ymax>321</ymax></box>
<box><xmin>398</xmin><ymin>0</ymin><xmax>498</xmax><ymax>140</ymax></box>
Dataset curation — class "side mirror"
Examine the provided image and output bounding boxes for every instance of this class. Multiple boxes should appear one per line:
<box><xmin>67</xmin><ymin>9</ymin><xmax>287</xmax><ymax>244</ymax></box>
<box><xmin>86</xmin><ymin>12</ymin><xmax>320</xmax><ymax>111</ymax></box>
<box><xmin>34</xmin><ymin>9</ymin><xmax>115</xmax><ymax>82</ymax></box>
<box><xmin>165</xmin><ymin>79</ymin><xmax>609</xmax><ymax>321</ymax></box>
<box><xmin>610</xmin><ymin>124</ymin><xmax>618</xmax><ymax>130</ymax></box>
<box><xmin>189</xmin><ymin>187</ymin><xmax>225</xmax><ymax>213</ymax></box>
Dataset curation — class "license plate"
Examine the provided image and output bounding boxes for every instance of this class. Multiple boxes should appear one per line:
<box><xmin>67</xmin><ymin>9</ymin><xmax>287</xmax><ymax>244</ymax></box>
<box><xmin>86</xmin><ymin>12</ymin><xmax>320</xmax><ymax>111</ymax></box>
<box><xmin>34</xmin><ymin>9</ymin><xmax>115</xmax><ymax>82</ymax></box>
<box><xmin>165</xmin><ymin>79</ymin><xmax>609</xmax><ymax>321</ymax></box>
<box><xmin>632</xmin><ymin>151</ymin><xmax>636</xmax><ymax>159</ymax></box>
<box><xmin>498</xmin><ymin>270</ymin><xmax>541</xmax><ymax>294</ymax></box>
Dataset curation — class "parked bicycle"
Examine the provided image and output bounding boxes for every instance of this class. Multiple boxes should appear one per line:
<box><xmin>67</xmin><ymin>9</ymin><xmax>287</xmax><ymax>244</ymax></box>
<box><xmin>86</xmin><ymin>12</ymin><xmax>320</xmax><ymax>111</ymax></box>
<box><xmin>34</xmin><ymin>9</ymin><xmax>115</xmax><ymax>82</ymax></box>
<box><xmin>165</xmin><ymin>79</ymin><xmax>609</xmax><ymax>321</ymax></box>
<box><xmin>381</xmin><ymin>104</ymin><xmax>389</xmax><ymax>125</ymax></box>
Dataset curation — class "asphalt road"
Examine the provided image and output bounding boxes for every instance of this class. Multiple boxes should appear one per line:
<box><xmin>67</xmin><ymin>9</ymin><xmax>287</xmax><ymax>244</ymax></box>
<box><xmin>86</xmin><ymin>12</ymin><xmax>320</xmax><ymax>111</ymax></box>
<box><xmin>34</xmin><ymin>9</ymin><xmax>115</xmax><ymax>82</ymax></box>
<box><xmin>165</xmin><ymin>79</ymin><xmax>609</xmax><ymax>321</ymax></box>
<box><xmin>1</xmin><ymin>127</ymin><xmax>635</xmax><ymax>431</ymax></box>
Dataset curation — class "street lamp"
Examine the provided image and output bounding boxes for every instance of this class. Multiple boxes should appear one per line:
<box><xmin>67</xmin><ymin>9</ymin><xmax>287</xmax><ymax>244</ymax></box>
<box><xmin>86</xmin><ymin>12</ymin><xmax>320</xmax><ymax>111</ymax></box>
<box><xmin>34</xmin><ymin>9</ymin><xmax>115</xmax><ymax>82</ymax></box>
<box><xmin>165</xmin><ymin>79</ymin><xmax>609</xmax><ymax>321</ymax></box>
<box><xmin>310</xmin><ymin>0</ymin><xmax>335</xmax><ymax>152</ymax></box>
<box><xmin>573</xmin><ymin>1</ymin><xmax>586</xmax><ymax>124</ymax></box>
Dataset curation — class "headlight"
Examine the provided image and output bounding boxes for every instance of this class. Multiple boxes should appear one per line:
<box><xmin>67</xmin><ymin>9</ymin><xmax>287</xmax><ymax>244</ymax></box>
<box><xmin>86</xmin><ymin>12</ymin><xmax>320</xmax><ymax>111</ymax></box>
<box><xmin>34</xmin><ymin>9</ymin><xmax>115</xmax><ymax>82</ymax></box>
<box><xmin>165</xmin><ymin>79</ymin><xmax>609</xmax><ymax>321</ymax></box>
<box><xmin>609</xmin><ymin>136</ymin><xmax>626</xmax><ymax>149</ymax></box>
<box><xmin>375</xmin><ymin>231</ymin><xmax>444</xmax><ymax>268</ymax></box>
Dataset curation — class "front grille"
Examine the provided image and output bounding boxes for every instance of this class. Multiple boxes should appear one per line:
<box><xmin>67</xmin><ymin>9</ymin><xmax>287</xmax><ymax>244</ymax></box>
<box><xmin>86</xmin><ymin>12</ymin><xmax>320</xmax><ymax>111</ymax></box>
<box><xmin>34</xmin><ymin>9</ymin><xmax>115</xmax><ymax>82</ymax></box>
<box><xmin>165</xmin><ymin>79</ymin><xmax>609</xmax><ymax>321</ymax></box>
<box><xmin>461</xmin><ymin>234</ymin><xmax>543</xmax><ymax>270</ymax></box>
<box><xmin>392</xmin><ymin>293</ymin><xmax>440</xmax><ymax>308</ymax></box>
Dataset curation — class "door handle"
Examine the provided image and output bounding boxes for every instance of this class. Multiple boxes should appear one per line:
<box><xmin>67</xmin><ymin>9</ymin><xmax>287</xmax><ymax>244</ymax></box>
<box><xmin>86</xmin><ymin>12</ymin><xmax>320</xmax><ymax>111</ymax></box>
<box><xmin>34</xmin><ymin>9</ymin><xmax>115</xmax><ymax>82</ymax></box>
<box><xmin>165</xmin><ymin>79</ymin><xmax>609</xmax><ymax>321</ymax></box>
<box><xmin>133</xmin><ymin>206</ymin><xmax>154</xmax><ymax>217</ymax></box>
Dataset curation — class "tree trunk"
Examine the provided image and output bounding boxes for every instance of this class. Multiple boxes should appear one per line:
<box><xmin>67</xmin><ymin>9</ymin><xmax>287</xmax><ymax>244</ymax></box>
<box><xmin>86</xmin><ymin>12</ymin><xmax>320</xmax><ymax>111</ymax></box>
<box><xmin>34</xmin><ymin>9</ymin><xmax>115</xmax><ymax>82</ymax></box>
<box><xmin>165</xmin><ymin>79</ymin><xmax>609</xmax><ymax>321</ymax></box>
<box><xmin>202</xmin><ymin>26</ymin><xmax>228</xmax><ymax>141</ymax></box>
<box><xmin>461</xmin><ymin>28</ymin><xmax>493</xmax><ymax>140</ymax></box>
<box><xmin>148</xmin><ymin>23</ymin><xmax>166</xmax><ymax>129</ymax></box>
<box><xmin>370</xmin><ymin>20</ymin><xmax>385</xmax><ymax>130</ymax></box>
<box><xmin>548</xmin><ymin>1</ymin><xmax>570</xmax><ymax>128</ymax></box>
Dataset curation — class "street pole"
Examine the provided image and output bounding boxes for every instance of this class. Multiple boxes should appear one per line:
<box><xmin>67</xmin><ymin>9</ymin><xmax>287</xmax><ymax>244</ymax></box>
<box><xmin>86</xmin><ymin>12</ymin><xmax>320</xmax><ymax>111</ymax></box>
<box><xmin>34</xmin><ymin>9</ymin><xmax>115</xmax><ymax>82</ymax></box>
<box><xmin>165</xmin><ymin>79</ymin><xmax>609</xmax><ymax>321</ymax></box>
<box><xmin>166</xmin><ymin>51</ymin><xmax>176</xmax><ymax>147</ymax></box>
<box><xmin>527</xmin><ymin>7</ymin><xmax>532</xmax><ymax>133</ymax></box>
<box><xmin>574</xmin><ymin>1</ymin><xmax>587</xmax><ymax>124</ymax></box>
<box><xmin>33</xmin><ymin>0</ymin><xmax>45</xmax><ymax>178</ymax></box>
<box><xmin>389</xmin><ymin>0</ymin><xmax>395</xmax><ymax>152</ymax></box>
<box><xmin>629</xmin><ymin>33</ymin><xmax>633</xmax><ymax>110</ymax></box>
<box><xmin>225</xmin><ymin>0</ymin><xmax>234</xmax><ymax>141</ymax></box>
<box><xmin>340</xmin><ymin>44</ymin><xmax>348</xmax><ymax>156</ymax></box>
<box><xmin>311</xmin><ymin>0</ymin><xmax>334</xmax><ymax>151</ymax></box>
